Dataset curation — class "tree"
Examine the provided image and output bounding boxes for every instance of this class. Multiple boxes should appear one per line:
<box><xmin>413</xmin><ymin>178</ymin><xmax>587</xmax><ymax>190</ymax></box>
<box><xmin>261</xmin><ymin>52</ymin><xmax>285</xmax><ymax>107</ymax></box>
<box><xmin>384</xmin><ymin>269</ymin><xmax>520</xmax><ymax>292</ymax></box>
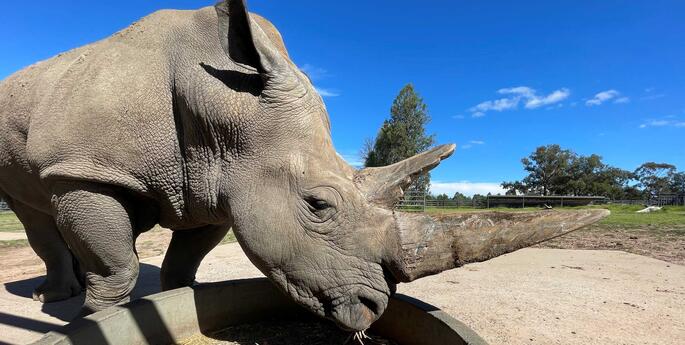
<box><xmin>365</xmin><ymin>84</ymin><xmax>435</xmax><ymax>194</ymax></box>
<box><xmin>668</xmin><ymin>171</ymin><xmax>685</xmax><ymax>194</ymax></box>
<box><xmin>634</xmin><ymin>162</ymin><xmax>676</xmax><ymax>198</ymax></box>
<box><xmin>472</xmin><ymin>194</ymin><xmax>487</xmax><ymax>207</ymax></box>
<box><xmin>501</xmin><ymin>180</ymin><xmax>529</xmax><ymax>195</ymax></box>
<box><xmin>502</xmin><ymin>145</ymin><xmax>638</xmax><ymax>198</ymax></box>
<box><xmin>516</xmin><ymin>145</ymin><xmax>574</xmax><ymax>196</ymax></box>
<box><xmin>435</xmin><ymin>193</ymin><xmax>450</xmax><ymax>200</ymax></box>
<box><xmin>451</xmin><ymin>192</ymin><xmax>472</xmax><ymax>205</ymax></box>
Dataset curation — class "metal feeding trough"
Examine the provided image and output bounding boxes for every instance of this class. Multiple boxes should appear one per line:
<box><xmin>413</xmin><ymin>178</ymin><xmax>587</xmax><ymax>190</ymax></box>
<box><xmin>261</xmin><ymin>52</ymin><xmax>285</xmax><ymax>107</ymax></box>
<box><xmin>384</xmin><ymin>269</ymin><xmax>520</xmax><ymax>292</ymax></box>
<box><xmin>31</xmin><ymin>278</ymin><xmax>487</xmax><ymax>345</ymax></box>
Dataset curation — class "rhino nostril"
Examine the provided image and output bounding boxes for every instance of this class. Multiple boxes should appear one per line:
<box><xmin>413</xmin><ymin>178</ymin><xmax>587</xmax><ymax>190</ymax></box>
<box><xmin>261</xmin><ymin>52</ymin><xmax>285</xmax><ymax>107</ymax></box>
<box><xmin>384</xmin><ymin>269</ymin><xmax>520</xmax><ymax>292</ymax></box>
<box><xmin>382</xmin><ymin>265</ymin><xmax>399</xmax><ymax>294</ymax></box>
<box><xmin>358</xmin><ymin>295</ymin><xmax>380</xmax><ymax>316</ymax></box>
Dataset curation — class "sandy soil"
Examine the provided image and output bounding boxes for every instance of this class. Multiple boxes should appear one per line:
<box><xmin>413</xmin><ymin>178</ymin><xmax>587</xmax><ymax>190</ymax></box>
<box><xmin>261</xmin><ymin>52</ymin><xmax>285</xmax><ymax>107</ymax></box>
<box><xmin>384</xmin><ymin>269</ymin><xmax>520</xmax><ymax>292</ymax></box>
<box><xmin>0</xmin><ymin>227</ymin><xmax>172</xmax><ymax>283</ymax></box>
<box><xmin>1</xmin><ymin>245</ymin><xmax>683</xmax><ymax>345</ymax></box>
<box><xmin>0</xmin><ymin>232</ymin><xmax>27</xmax><ymax>241</ymax></box>
<box><xmin>0</xmin><ymin>223</ymin><xmax>683</xmax><ymax>345</ymax></box>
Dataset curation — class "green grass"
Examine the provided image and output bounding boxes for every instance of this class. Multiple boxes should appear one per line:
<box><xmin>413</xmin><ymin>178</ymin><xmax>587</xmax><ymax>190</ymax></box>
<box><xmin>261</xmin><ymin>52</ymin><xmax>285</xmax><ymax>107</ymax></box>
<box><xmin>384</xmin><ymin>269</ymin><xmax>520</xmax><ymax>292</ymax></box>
<box><xmin>0</xmin><ymin>211</ymin><xmax>25</xmax><ymax>232</ymax></box>
<box><xmin>585</xmin><ymin>204</ymin><xmax>685</xmax><ymax>227</ymax></box>
<box><xmin>423</xmin><ymin>204</ymin><xmax>685</xmax><ymax>233</ymax></box>
<box><xmin>220</xmin><ymin>230</ymin><xmax>237</xmax><ymax>245</ymax></box>
<box><xmin>0</xmin><ymin>239</ymin><xmax>29</xmax><ymax>249</ymax></box>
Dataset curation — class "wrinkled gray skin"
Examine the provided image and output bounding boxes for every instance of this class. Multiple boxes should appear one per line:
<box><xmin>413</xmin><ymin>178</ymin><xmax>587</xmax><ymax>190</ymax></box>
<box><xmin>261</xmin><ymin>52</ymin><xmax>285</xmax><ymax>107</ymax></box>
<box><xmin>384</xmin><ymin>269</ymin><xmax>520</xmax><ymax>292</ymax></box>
<box><xmin>0</xmin><ymin>0</ymin><xmax>608</xmax><ymax>331</ymax></box>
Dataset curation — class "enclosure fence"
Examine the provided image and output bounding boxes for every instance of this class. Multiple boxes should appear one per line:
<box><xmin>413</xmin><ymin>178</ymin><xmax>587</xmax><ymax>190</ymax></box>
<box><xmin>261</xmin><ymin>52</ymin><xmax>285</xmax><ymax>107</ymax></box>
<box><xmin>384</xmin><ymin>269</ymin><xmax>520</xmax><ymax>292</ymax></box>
<box><xmin>394</xmin><ymin>193</ymin><xmax>684</xmax><ymax>211</ymax></box>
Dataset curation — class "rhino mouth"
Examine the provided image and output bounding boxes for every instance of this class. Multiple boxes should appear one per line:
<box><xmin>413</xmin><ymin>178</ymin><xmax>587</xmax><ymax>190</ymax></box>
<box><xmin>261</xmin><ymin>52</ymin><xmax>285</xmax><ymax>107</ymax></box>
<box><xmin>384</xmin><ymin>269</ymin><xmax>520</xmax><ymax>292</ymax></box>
<box><xmin>325</xmin><ymin>286</ymin><xmax>388</xmax><ymax>331</ymax></box>
<box><xmin>320</xmin><ymin>266</ymin><xmax>397</xmax><ymax>331</ymax></box>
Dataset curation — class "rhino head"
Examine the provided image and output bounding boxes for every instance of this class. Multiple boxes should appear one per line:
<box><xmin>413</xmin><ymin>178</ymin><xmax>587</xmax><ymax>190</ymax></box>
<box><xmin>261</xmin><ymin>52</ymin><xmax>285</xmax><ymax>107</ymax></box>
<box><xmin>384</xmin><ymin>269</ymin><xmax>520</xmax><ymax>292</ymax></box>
<box><xmin>214</xmin><ymin>0</ymin><xmax>608</xmax><ymax>331</ymax></box>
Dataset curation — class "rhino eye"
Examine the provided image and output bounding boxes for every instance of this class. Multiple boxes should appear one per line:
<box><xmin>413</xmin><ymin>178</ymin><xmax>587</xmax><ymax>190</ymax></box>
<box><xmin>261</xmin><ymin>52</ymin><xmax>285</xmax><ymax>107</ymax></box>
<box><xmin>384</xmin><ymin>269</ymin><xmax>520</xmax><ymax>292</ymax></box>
<box><xmin>304</xmin><ymin>197</ymin><xmax>336</xmax><ymax>221</ymax></box>
<box><xmin>306</xmin><ymin>197</ymin><xmax>330</xmax><ymax>211</ymax></box>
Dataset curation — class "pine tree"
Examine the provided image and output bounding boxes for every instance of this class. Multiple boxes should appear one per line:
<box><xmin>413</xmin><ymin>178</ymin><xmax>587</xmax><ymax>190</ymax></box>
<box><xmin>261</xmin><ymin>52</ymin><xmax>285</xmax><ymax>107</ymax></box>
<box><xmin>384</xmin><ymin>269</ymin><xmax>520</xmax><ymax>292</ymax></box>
<box><xmin>364</xmin><ymin>84</ymin><xmax>434</xmax><ymax>194</ymax></box>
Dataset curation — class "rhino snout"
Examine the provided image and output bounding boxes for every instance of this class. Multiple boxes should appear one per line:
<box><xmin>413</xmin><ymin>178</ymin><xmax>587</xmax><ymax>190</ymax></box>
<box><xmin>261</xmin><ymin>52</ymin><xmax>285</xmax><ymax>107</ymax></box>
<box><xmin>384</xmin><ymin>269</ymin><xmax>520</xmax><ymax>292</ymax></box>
<box><xmin>328</xmin><ymin>288</ymin><xmax>388</xmax><ymax>331</ymax></box>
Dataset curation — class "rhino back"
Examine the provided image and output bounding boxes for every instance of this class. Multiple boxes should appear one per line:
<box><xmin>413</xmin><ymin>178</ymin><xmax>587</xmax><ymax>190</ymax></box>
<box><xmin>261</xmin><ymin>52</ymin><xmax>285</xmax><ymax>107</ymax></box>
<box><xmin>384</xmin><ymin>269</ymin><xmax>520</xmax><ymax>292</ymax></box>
<box><xmin>0</xmin><ymin>5</ymin><xmax>293</xmax><ymax>226</ymax></box>
<box><xmin>0</xmin><ymin>8</ymin><xmax>212</xmax><ymax>219</ymax></box>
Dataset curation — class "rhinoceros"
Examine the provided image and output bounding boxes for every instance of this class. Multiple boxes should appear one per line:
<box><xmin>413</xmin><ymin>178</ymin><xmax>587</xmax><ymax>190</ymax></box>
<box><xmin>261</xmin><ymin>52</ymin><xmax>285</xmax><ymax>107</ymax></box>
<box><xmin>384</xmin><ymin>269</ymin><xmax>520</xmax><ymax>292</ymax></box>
<box><xmin>0</xmin><ymin>0</ymin><xmax>608</xmax><ymax>331</ymax></box>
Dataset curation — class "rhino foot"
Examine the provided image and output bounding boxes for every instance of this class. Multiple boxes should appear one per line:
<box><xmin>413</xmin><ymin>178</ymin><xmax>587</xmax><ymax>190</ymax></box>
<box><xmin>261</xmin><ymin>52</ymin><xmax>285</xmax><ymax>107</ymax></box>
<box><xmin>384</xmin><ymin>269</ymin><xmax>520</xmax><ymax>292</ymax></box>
<box><xmin>32</xmin><ymin>278</ymin><xmax>82</xmax><ymax>303</ymax></box>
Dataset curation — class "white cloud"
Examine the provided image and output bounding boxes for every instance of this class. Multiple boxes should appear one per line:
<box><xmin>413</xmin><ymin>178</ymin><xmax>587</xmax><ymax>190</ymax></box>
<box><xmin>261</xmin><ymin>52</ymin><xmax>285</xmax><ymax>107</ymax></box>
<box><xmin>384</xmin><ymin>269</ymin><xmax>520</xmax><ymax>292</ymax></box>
<box><xmin>499</xmin><ymin>86</ymin><xmax>536</xmax><ymax>97</ymax></box>
<box><xmin>300</xmin><ymin>64</ymin><xmax>339</xmax><ymax>97</ymax></box>
<box><xmin>640</xmin><ymin>94</ymin><xmax>665</xmax><ymax>101</ymax></box>
<box><xmin>461</xmin><ymin>140</ymin><xmax>485</xmax><ymax>149</ymax></box>
<box><xmin>469</xmin><ymin>86</ymin><xmax>569</xmax><ymax>117</ymax></box>
<box><xmin>299</xmin><ymin>63</ymin><xmax>329</xmax><ymax>81</ymax></box>
<box><xmin>315</xmin><ymin>87</ymin><xmax>340</xmax><ymax>97</ymax></box>
<box><xmin>586</xmin><ymin>89</ymin><xmax>628</xmax><ymax>106</ymax></box>
<box><xmin>639</xmin><ymin>118</ymin><xmax>685</xmax><ymax>129</ymax></box>
<box><xmin>431</xmin><ymin>181</ymin><xmax>505</xmax><ymax>197</ymax></box>
<box><xmin>471</xmin><ymin>97</ymin><xmax>519</xmax><ymax>113</ymax></box>
<box><xmin>337</xmin><ymin>152</ymin><xmax>364</xmax><ymax>168</ymax></box>
<box><xmin>525</xmin><ymin>88</ymin><xmax>570</xmax><ymax>109</ymax></box>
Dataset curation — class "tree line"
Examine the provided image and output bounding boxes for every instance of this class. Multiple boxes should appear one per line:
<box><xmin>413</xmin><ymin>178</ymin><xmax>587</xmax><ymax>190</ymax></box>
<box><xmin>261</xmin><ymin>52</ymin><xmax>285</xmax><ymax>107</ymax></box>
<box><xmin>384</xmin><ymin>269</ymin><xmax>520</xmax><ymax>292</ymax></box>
<box><xmin>501</xmin><ymin>144</ymin><xmax>684</xmax><ymax>200</ymax></box>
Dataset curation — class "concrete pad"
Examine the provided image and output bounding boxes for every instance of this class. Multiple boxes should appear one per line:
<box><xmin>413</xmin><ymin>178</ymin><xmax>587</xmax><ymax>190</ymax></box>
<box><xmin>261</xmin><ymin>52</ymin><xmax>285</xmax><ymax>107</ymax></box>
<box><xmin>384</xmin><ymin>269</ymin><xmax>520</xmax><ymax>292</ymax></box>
<box><xmin>0</xmin><ymin>245</ymin><xmax>682</xmax><ymax>345</ymax></box>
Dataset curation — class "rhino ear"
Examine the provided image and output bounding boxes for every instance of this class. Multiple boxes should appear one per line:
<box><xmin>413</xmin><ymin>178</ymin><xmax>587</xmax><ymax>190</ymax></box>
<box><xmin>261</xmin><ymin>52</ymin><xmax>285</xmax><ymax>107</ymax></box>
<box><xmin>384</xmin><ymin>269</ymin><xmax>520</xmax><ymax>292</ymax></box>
<box><xmin>355</xmin><ymin>144</ymin><xmax>456</xmax><ymax>207</ymax></box>
<box><xmin>215</xmin><ymin>0</ymin><xmax>287</xmax><ymax>76</ymax></box>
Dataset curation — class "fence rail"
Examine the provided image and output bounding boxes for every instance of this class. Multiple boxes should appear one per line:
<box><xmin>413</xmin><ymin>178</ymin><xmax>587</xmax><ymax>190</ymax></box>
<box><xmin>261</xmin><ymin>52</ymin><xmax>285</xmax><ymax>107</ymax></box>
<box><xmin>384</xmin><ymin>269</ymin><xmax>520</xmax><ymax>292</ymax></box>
<box><xmin>395</xmin><ymin>193</ymin><xmax>684</xmax><ymax>211</ymax></box>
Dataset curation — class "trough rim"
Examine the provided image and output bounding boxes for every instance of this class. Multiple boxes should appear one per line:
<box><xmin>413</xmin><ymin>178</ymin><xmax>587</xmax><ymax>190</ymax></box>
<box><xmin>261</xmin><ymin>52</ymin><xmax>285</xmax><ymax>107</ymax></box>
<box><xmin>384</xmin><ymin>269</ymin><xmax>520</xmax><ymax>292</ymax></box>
<box><xmin>31</xmin><ymin>278</ymin><xmax>488</xmax><ymax>345</ymax></box>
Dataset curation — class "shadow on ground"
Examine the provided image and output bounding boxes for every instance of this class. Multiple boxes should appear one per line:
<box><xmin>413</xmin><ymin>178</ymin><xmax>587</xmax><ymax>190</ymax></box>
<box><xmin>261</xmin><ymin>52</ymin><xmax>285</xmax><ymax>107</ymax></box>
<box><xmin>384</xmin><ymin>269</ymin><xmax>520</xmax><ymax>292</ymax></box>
<box><xmin>0</xmin><ymin>263</ymin><xmax>162</xmax><ymax>336</ymax></box>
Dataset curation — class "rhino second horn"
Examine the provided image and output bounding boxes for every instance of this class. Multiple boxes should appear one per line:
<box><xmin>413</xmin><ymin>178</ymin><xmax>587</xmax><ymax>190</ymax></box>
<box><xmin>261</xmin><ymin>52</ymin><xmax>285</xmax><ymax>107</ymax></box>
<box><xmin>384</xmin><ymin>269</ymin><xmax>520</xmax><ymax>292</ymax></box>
<box><xmin>355</xmin><ymin>144</ymin><xmax>456</xmax><ymax>207</ymax></box>
<box><xmin>388</xmin><ymin>208</ymin><xmax>610</xmax><ymax>282</ymax></box>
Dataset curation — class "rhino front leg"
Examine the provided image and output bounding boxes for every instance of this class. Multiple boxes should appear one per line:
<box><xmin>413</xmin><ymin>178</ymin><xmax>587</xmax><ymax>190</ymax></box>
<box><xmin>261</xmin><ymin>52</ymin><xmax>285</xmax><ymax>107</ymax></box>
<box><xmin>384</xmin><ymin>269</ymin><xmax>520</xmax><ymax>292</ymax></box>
<box><xmin>9</xmin><ymin>199</ymin><xmax>82</xmax><ymax>302</ymax></box>
<box><xmin>160</xmin><ymin>224</ymin><xmax>230</xmax><ymax>290</ymax></box>
<box><xmin>52</xmin><ymin>183</ymin><xmax>139</xmax><ymax>313</ymax></box>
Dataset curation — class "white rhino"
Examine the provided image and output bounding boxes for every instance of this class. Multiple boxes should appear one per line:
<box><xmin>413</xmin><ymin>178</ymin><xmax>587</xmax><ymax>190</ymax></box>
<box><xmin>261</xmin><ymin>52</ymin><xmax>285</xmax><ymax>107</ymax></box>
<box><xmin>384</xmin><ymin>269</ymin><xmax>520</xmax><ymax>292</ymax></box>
<box><xmin>0</xmin><ymin>0</ymin><xmax>607</xmax><ymax>331</ymax></box>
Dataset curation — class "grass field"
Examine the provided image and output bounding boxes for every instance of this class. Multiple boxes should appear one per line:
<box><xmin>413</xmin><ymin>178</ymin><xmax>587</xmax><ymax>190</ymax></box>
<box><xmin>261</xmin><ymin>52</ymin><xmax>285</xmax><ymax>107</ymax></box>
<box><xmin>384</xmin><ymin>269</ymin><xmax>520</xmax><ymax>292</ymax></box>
<box><xmin>427</xmin><ymin>204</ymin><xmax>685</xmax><ymax>230</ymax></box>
<box><xmin>586</xmin><ymin>205</ymin><xmax>685</xmax><ymax>228</ymax></box>
<box><xmin>0</xmin><ymin>211</ymin><xmax>24</xmax><ymax>232</ymax></box>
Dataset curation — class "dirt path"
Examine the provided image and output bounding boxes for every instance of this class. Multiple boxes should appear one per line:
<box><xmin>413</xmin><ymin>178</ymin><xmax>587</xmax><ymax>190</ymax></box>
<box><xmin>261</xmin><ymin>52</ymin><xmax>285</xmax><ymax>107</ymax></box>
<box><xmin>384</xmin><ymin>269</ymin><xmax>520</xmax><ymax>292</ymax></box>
<box><xmin>0</xmin><ymin>227</ymin><xmax>172</xmax><ymax>283</ymax></box>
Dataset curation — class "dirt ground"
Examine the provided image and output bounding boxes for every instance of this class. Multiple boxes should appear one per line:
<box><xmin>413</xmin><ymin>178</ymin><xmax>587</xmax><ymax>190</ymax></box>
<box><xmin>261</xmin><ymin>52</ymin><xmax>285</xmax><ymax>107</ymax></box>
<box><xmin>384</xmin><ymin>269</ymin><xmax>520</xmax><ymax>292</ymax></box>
<box><xmin>0</xmin><ymin>227</ymin><xmax>173</xmax><ymax>283</ymax></box>
<box><xmin>537</xmin><ymin>224</ymin><xmax>685</xmax><ymax>265</ymax></box>
<box><xmin>0</xmin><ymin>212</ymin><xmax>683</xmax><ymax>344</ymax></box>
<box><xmin>1</xmin><ymin>244</ymin><xmax>683</xmax><ymax>345</ymax></box>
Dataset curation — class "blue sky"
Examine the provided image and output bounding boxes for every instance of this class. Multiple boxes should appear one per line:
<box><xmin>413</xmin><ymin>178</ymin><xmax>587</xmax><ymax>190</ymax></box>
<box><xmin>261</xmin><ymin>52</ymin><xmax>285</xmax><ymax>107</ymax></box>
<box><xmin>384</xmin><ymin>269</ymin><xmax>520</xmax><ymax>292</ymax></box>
<box><xmin>1</xmin><ymin>1</ymin><xmax>683</xmax><ymax>195</ymax></box>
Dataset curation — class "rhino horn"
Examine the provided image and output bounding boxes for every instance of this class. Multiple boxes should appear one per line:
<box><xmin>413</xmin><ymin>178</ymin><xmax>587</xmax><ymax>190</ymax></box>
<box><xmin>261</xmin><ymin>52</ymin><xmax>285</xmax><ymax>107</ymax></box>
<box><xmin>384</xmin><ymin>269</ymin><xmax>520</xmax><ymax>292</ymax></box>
<box><xmin>388</xmin><ymin>208</ymin><xmax>610</xmax><ymax>282</ymax></box>
<box><xmin>355</xmin><ymin>144</ymin><xmax>456</xmax><ymax>207</ymax></box>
